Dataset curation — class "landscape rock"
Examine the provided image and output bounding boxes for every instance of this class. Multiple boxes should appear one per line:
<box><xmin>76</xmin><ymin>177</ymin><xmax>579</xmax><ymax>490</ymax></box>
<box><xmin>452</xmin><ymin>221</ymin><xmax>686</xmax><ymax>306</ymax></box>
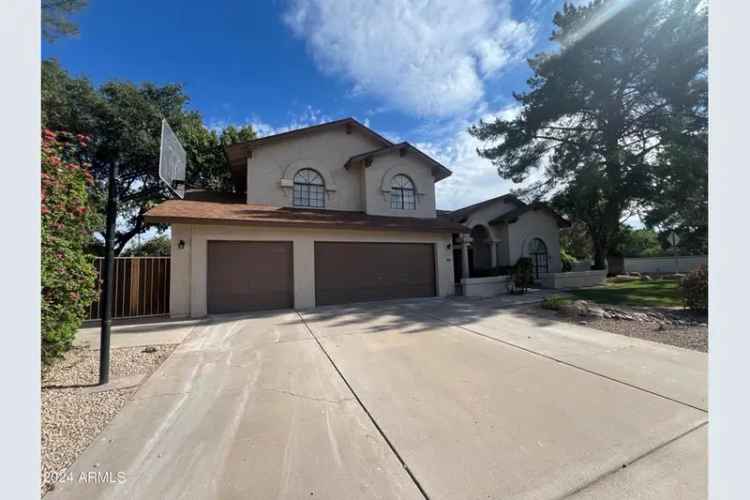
<box><xmin>559</xmin><ymin>300</ymin><xmax>590</xmax><ymax>317</ymax></box>
<box><xmin>587</xmin><ymin>306</ymin><xmax>607</xmax><ymax>318</ymax></box>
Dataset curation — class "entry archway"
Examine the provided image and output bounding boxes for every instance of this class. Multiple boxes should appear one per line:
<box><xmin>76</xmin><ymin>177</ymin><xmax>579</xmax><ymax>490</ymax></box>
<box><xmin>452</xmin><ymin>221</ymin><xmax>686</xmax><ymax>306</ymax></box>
<box><xmin>527</xmin><ymin>237</ymin><xmax>549</xmax><ymax>279</ymax></box>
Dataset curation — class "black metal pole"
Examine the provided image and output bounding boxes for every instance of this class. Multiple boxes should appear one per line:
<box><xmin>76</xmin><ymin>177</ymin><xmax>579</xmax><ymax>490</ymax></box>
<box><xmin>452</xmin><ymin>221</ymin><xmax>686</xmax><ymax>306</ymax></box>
<box><xmin>99</xmin><ymin>162</ymin><xmax>118</xmax><ymax>385</ymax></box>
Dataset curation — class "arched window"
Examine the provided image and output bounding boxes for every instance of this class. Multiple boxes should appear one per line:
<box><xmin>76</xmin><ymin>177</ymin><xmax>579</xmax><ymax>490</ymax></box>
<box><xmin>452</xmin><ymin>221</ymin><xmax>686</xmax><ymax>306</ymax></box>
<box><xmin>390</xmin><ymin>174</ymin><xmax>416</xmax><ymax>210</ymax></box>
<box><xmin>293</xmin><ymin>169</ymin><xmax>325</xmax><ymax>208</ymax></box>
<box><xmin>527</xmin><ymin>238</ymin><xmax>549</xmax><ymax>279</ymax></box>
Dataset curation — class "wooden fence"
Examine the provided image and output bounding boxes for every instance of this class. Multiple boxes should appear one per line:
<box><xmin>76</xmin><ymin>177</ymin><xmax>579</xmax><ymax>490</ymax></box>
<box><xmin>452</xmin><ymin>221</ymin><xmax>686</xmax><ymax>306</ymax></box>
<box><xmin>87</xmin><ymin>257</ymin><xmax>170</xmax><ymax>320</ymax></box>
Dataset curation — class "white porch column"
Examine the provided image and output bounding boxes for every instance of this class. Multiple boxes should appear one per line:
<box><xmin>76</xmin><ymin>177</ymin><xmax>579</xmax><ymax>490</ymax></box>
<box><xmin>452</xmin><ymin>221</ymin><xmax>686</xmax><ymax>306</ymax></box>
<box><xmin>460</xmin><ymin>235</ymin><xmax>472</xmax><ymax>278</ymax></box>
<box><xmin>490</xmin><ymin>241</ymin><xmax>498</xmax><ymax>267</ymax></box>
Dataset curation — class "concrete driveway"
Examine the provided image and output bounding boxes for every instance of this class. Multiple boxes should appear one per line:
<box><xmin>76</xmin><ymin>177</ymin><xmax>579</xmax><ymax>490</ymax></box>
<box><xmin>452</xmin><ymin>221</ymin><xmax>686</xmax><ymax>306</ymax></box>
<box><xmin>48</xmin><ymin>297</ymin><xmax>707</xmax><ymax>500</ymax></box>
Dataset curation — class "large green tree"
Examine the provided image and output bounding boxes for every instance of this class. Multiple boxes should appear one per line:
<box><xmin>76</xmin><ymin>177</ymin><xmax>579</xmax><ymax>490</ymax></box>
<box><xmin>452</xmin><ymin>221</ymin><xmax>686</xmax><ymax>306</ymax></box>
<box><xmin>42</xmin><ymin>59</ymin><xmax>255</xmax><ymax>254</ymax></box>
<box><xmin>122</xmin><ymin>234</ymin><xmax>171</xmax><ymax>257</ymax></box>
<box><xmin>42</xmin><ymin>0</ymin><xmax>88</xmax><ymax>42</ymax></box>
<box><xmin>470</xmin><ymin>0</ymin><xmax>707</xmax><ymax>268</ymax></box>
<box><xmin>610</xmin><ymin>227</ymin><xmax>665</xmax><ymax>258</ymax></box>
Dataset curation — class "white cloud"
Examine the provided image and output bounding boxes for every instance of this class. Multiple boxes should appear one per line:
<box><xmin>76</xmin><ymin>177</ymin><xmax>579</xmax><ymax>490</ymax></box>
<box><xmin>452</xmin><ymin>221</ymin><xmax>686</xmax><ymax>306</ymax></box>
<box><xmin>283</xmin><ymin>0</ymin><xmax>535</xmax><ymax>117</ymax></box>
<box><xmin>251</xmin><ymin>106</ymin><xmax>333</xmax><ymax>137</ymax></box>
<box><xmin>416</xmin><ymin>104</ymin><xmax>530</xmax><ymax>210</ymax></box>
<box><xmin>209</xmin><ymin>106</ymin><xmax>333</xmax><ymax>138</ymax></box>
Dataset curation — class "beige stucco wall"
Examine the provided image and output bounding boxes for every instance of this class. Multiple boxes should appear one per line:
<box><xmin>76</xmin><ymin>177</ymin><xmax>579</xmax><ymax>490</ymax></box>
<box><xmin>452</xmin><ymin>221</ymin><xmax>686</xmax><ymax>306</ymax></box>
<box><xmin>456</xmin><ymin>198</ymin><xmax>563</xmax><ymax>272</ymax></box>
<box><xmin>623</xmin><ymin>255</ymin><xmax>707</xmax><ymax>274</ymax></box>
<box><xmin>244</xmin><ymin>127</ymin><xmax>385</xmax><ymax>211</ymax></box>
<box><xmin>539</xmin><ymin>270</ymin><xmax>607</xmax><ymax>289</ymax></box>
<box><xmin>242</xmin><ymin>128</ymin><xmax>439</xmax><ymax>221</ymax></box>
<box><xmin>169</xmin><ymin>223</ymin><xmax>455</xmax><ymax>318</ymax></box>
<box><xmin>460</xmin><ymin>276</ymin><xmax>510</xmax><ymax>297</ymax></box>
<box><xmin>362</xmin><ymin>150</ymin><xmax>437</xmax><ymax>218</ymax></box>
<box><xmin>507</xmin><ymin>210</ymin><xmax>563</xmax><ymax>273</ymax></box>
<box><xmin>461</xmin><ymin>199</ymin><xmax>516</xmax><ymax>267</ymax></box>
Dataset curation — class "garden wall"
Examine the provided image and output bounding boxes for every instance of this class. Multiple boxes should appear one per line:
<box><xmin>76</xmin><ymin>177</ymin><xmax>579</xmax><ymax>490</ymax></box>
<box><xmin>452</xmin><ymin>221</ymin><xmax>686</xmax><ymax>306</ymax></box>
<box><xmin>623</xmin><ymin>255</ymin><xmax>707</xmax><ymax>274</ymax></box>
<box><xmin>539</xmin><ymin>270</ymin><xmax>608</xmax><ymax>289</ymax></box>
<box><xmin>460</xmin><ymin>276</ymin><xmax>511</xmax><ymax>297</ymax></box>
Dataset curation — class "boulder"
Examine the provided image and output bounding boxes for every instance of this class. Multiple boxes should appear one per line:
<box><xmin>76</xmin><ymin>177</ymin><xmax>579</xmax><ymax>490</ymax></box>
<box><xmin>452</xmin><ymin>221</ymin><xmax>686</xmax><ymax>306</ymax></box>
<box><xmin>559</xmin><ymin>300</ymin><xmax>590</xmax><ymax>317</ymax></box>
<box><xmin>587</xmin><ymin>306</ymin><xmax>607</xmax><ymax>318</ymax></box>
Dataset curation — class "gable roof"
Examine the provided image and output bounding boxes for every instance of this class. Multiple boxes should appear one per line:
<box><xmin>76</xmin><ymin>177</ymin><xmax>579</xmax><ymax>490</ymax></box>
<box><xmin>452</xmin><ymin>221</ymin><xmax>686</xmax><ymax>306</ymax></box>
<box><xmin>224</xmin><ymin>117</ymin><xmax>393</xmax><ymax>174</ymax></box>
<box><xmin>488</xmin><ymin>202</ymin><xmax>571</xmax><ymax>228</ymax></box>
<box><xmin>344</xmin><ymin>142</ymin><xmax>452</xmax><ymax>182</ymax></box>
<box><xmin>446</xmin><ymin>194</ymin><xmax>524</xmax><ymax>222</ymax></box>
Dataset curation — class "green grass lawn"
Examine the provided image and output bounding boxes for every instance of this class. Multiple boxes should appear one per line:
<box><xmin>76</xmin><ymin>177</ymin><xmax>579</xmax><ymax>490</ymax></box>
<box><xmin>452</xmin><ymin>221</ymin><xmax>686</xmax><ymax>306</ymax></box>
<box><xmin>566</xmin><ymin>278</ymin><xmax>684</xmax><ymax>308</ymax></box>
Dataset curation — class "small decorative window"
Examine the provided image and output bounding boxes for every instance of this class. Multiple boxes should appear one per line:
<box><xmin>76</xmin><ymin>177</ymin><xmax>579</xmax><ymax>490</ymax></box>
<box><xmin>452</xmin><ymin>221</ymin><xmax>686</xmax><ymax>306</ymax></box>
<box><xmin>390</xmin><ymin>174</ymin><xmax>416</xmax><ymax>210</ymax></box>
<box><xmin>293</xmin><ymin>169</ymin><xmax>325</xmax><ymax>208</ymax></box>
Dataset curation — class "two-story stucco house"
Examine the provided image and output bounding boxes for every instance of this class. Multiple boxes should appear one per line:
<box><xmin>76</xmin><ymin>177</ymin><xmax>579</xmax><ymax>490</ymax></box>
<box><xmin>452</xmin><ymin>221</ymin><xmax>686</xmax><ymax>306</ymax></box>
<box><xmin>145</xmin><ymin>118</ymin><xmax>467</xmax><ymax>317</ymax></box>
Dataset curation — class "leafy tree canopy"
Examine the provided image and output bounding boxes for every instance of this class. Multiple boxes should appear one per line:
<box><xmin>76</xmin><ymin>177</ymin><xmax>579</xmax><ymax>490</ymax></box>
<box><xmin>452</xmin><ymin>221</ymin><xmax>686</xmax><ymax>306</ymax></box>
<box><xmin>42</xmin><ymin>59</ymin><xmax>255</xmax><ymax>255</ymax></box>
<box><xmin>122</xmin><ymin>234</ymin><xmax>171</xmax><ymax>257</ymax></box>
<box><xmin>560</xmin><ymin>220</ymin><xmax>593</xmax><ymax>261</ymax></box>
<box><xmin>470</xmin><ymin>0</ymin><xmax>707</xmax><ymax>268</ymax></box>
<box><xmin>610</xmin><ymin>226</ymin><xmax>665</xmax><ymax>258</ymax></box>
<box><xmin>42</xmin><ymin>0</ymin><xmax>88</xmax><ymax>42</ymax></box>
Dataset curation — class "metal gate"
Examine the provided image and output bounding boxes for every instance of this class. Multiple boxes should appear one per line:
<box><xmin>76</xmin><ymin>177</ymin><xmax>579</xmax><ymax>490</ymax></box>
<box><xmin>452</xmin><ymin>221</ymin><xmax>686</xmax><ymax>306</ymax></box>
<box><xmin>86</xmin><ymin>257</ymin><xmax>170</xmax><ymax>320</ymax></box>
<box><xmin>528</xmin><ymin>238</ymin><xmax>549</xmax><ymax>280</ymax></box>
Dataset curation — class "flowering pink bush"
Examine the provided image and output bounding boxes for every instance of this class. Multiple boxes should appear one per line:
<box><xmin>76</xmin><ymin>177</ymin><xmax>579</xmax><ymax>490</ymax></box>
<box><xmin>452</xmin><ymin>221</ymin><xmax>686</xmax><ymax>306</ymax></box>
<box><xmin>41</xmin><ymin>130</ymin><xmax>99</xmax><ymax>363</ymax></box>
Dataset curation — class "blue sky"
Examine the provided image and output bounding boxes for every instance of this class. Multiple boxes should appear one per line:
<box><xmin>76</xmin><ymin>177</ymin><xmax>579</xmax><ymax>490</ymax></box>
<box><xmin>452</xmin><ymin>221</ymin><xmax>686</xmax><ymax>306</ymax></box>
<box><xmin>43</xmin><ymin>0</ymin><xmax>581</xmax><ymax>210</ymax></box>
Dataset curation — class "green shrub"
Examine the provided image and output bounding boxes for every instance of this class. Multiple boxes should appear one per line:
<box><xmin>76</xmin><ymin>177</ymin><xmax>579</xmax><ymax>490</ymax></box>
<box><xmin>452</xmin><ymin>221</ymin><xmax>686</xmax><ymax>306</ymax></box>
<box><xmin>560</xmin><ymin>249</ymin><xmax>576</xmax><ymax>272</ymax></box>
<box><xmin>508</xmin><ymin>257</ymin><xmax>534</xmax><ymax>294</ymax></box>
<box><xmin>542</xmin><ymin>295</ymin><xmax>572</xmax><ymax>310</ymax></box>
<box><xmin>681</xmin><ymin>264</ymin><xmax>708</xmax><ymax>312</ymax></box>
<box><xmin>41</xmin><ymin>130</ymin><xmax>99</xmax><ymax>363</ymax></box>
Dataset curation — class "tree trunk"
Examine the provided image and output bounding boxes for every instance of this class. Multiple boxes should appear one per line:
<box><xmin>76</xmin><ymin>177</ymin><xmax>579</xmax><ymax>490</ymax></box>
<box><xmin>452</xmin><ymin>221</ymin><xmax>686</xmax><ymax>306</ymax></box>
<box><xmin>592</xmin><ymin>233</ymin><xmax>609</xmax><ymax>270</ymax></box>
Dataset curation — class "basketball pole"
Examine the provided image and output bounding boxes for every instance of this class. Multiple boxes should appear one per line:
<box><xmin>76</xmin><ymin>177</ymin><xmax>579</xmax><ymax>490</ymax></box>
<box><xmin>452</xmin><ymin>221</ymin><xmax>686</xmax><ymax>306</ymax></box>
<box><xmin>98</xmin><ymin>162</ymin><xmax>118</xmax><ymax>385</ymax></box>
<box><xmin>96</xmin><ymin>119</ymin><xmax>184</xmax><ymax>385</ymax></box>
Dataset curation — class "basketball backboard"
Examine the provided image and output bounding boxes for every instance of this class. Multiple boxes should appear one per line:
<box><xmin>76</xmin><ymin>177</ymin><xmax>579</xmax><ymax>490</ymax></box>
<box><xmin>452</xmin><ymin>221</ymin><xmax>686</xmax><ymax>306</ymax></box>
<box><xmin>159</xmin><ymin>119</ymin><xmax>186</xmax><ymax>198</ymax></box>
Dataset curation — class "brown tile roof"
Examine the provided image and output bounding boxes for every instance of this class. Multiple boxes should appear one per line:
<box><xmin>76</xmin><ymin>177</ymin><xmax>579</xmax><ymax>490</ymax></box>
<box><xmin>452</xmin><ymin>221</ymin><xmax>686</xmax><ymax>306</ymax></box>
<box><xmin>144</xmin><ymin>195</ymin><xmax>468</xmax><ymax>234</ymax></box>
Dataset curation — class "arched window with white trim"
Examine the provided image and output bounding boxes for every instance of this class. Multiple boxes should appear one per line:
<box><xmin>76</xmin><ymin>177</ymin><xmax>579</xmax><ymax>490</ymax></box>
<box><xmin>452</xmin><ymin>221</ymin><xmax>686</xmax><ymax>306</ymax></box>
<box><xmin>293</xmin><ymin>169</ymin><xmax>325</xmax><ymax>208</ymax></box>
<box><xmin>390</xmin><ymin>174</ymin><xmax>416</xmax><ymax>210</ymax></box>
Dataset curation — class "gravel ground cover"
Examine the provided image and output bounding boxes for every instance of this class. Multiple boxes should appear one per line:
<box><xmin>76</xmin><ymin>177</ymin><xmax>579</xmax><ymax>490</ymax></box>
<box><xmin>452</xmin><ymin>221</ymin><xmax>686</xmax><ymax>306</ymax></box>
<box><xmin>41</xmin><ymin>345</ymin><xmax>175</xmax><ymax>496</ymax></box>
<box><xmin>527</xmin><ymin>302</ymin><xmax>707</xmax><ymax>352</ymax></box>
<box><xmin>565</xmin><ymin>315</ymin><xmax>708</xmax><ymax>352</ymax></box>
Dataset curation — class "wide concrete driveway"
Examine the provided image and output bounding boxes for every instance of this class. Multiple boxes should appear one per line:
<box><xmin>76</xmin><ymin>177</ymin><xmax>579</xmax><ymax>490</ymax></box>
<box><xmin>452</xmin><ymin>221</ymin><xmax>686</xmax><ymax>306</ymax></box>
<box><xmin>49</xmin><ymin>297</ymin><xmax>707</xmax><ymax>500</ymax></box>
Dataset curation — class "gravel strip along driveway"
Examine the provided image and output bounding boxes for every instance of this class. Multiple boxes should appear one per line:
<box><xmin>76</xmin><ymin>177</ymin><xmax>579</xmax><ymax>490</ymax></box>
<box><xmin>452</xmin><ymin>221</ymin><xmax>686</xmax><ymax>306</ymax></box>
<box><xmin>41</xmin><ymin>345</ymin><xmax>175</xmax><ymax>496</ymax></box>
<box><xmin>529</xmin><ymin>304</ymin><xmax>708</xmax><ymax>352</ymax></box>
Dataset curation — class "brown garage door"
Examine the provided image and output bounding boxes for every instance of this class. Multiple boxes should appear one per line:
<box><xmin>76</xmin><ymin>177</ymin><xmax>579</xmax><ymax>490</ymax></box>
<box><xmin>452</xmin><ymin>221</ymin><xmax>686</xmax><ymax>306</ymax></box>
<box><xmin>315</xmin><ymin>242</ymin><xmax>435</xmax><ymax>306</ymax></box>
<box><xmin>207</xmin><ymin>241</ymin><xmax>293</xmax><ymax>314</ymax></box>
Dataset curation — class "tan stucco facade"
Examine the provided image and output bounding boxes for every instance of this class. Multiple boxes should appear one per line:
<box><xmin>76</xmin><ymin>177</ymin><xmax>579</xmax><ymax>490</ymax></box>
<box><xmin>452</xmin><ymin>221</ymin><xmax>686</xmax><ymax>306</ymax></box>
<box><xmin>243</xmin><ymin>127</ymin><xmax>437</xmax><ymax>218</ymax></box>
<box><xmin>506</xmin><ymin>210</ymin><xmax>562</xmax><ymax>273</ymax></box>
<box><xmin>170</xmin><ymin>223</ymin><xmax>455</xmax><ymax>318</ymax></box>
<box><xmin>459</xmin><ymin>198</ymin><xmax>563</xmax><ymax>273</ymax></box>
<box><xmin>361</xmin><ymin>150</ymin><xmax>437</xmax><ymax>218</ymax></box>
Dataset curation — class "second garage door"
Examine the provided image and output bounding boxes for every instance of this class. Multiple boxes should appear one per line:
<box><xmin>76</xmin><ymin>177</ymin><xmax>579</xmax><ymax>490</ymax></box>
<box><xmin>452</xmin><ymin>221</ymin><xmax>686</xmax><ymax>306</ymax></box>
<box><xmin>315</xmin><ymin>242</ymin><xmax>436</xmax><ymax>306</ymax></box>
<box><xmin>207</xmin><ymin>241</ymin><xmax>293</xmax><ymax>314</ymax></box>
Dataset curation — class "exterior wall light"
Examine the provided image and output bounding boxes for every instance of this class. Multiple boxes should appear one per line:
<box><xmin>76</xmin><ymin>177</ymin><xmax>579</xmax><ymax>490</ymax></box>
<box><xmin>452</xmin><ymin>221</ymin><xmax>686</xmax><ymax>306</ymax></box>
<box><xmin>178</xmin><ymin>240</ymin><xmax>185</xmax><ymax>250</ymax></box>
